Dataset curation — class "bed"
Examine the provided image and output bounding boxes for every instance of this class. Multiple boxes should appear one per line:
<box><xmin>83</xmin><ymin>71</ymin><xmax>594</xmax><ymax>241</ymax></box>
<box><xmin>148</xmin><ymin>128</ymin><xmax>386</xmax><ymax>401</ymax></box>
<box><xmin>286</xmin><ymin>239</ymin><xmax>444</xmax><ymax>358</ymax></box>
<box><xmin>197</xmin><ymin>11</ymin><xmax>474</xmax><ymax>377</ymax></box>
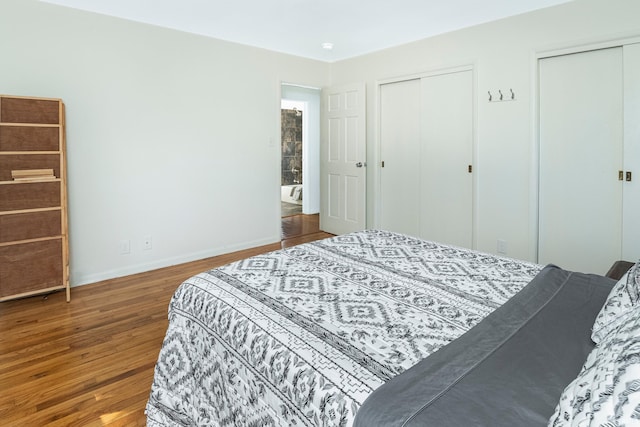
<box><xmin>146</xmin><ymin>229</ymin><xmax>640</xmax><ymax>426</ymax></box>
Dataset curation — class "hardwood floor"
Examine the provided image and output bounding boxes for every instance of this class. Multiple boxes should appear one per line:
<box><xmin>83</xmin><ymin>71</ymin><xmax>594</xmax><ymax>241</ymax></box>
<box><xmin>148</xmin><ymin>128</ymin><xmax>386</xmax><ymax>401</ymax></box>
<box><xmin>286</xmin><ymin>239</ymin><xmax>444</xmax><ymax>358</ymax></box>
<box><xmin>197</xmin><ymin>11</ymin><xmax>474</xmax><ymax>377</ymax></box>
<box><xmin>0</xmin><ymin>215</ymin><xmax>332</xmax><ymax>426</ymax></box>
<box><xmin>281</xmin><ymin>213</ymin><xmax>331</xmax><ymax>248</ymax></box>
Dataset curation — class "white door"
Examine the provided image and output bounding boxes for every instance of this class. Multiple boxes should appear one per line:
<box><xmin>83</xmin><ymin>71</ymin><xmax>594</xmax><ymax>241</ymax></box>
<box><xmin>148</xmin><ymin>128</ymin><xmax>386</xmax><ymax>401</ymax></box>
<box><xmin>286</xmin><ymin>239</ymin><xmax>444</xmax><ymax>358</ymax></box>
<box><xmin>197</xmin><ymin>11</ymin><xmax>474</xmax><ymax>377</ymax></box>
<box><xmin>320</xmin><ymin>83</ymin><xmax>366</xmax><ymax>235</ymax></box>
<box><xmin>623</xmin><ymin>43</ymin><xmax>640</xmax><ymax>262</ymax></box>
<box><xmin>379</xmin><ymin>79</ymin><xmax>421</xmax><ymax>235</ymax></box>
<box><xmin>539</xmin><ymin>47</ymin><xmax>624</xmax><ymax>274</ymax></box>
<box><xmin>419</xmin><ymin>70</ymin><xmax>473</xmax><ymax>248</ymax></box>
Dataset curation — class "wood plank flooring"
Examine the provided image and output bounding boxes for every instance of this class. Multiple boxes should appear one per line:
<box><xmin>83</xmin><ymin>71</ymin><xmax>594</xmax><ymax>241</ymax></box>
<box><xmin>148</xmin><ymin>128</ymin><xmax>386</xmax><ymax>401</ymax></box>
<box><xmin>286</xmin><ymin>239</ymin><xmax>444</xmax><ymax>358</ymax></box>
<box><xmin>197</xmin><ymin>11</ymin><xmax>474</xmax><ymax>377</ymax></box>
<box><xmin>0</xmin><ymin>215</ymin><xmax>332</xmax><ymax>426</ymax></box>
<box><xmin>281</xmin><ymin>213</ymin><xmax>330</xmax><ymax>248</ymax></box>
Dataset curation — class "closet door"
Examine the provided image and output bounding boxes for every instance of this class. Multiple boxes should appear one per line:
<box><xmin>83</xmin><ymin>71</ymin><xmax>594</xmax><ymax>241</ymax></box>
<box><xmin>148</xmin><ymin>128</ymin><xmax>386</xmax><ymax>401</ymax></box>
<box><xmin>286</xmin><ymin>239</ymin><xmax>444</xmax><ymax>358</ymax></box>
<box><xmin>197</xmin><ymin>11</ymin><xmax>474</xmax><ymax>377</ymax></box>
<box><xmin>379</xmin><ymin>79</ymin><xmax>421</xmax><ymax>235</ymax></box>
<box><xmin>538</xmin><ymin>47</ymin><xmax>624</xmax><ymax>274</ymax></box>
<box><xmin>419</xmin><ymin>70</ymin><xmax>473</xmax><ymax>248</ymax></box>
<box><xmin>379</xmin><ymin>71</ymin><xmax>474</xmax><ymax>245</ymax></box>
<box><xmin>623</xmin><ymin>43</ymin><xmax>640</xmax><ymax>262</ymax></box>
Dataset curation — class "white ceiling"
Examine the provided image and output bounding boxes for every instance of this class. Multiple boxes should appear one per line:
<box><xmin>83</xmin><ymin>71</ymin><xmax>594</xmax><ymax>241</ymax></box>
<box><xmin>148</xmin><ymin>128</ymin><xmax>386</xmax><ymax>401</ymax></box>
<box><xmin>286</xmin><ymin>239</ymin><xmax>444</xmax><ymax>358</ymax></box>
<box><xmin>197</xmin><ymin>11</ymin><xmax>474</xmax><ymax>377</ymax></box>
<box><xmin>40</xmin><ymin>0</ymin><xmax>573</xmax><ymax>62</ymax></box>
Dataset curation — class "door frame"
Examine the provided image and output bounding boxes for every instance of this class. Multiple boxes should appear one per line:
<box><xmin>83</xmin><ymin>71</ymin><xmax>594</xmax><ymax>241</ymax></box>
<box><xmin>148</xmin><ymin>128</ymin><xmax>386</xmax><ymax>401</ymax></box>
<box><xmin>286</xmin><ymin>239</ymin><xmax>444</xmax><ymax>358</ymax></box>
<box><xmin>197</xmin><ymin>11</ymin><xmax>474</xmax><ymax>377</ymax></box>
<box><xmin>530</xmin><ymin>34</ymin><xmax>640</xmax><ymax>263</ymax></box>
<box><xmin>374</xmin><ymin>63</ymin><xmax>478</xmax><ymax>247</ymax></box>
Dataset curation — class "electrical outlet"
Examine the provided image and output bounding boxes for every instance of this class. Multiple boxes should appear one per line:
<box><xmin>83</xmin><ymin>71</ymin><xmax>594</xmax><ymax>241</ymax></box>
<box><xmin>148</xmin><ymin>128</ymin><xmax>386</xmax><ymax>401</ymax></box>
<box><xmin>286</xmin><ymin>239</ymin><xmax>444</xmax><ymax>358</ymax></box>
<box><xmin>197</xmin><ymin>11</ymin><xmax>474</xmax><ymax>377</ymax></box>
<box><xmin>143</xmin><ymin>236</ymin><xmax>152</xmax><ymax>251</ymax></box>
<box><xmin>497</xmin><ymin>239</ymin><xmax>508</xmax><ymax>255</ymax></box>
<box><xmin>119</xmin><ymin>239</ymin><xmax>131</xmax><ymax>255</ymax></box>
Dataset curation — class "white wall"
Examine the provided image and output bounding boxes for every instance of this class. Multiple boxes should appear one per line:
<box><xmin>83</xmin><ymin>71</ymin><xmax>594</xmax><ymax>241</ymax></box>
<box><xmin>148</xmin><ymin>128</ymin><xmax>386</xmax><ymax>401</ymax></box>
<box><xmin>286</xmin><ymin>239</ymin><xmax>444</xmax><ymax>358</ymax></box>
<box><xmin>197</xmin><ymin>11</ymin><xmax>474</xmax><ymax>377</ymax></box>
<box><xmin>0</xmin><ymin>0</ymin><xmax>330</xmax><ymax>286</ymax></box>
<box><xmin>329</xmin><ymin>0</ymin><xmax>640</xmax><ymax>262</ymax></box>
<box><xmin>281</xmin><ymin>84</ymin><xmax>321</xmax><ymax>214</ymax></box>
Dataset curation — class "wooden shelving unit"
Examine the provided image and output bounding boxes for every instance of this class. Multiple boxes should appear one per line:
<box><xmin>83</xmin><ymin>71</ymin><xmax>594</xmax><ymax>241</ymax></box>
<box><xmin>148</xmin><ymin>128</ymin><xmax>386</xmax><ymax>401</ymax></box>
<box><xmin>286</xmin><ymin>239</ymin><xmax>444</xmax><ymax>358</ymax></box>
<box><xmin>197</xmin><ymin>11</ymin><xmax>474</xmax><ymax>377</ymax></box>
<box><xmin>0</xmin><ymin>95</ymin><xmax>70</xmax><ymax>302</ymax></box>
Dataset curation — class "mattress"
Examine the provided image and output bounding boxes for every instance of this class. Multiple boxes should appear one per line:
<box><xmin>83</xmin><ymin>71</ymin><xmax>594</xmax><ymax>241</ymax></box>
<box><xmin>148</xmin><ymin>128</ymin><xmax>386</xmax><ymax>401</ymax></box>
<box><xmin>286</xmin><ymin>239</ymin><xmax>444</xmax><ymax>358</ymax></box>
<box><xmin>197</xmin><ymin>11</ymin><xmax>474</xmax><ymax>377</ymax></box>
<box><xmin>146</xmin><ymin>230</ymin><xmax>541</xmax><ymax>426</ymax></box>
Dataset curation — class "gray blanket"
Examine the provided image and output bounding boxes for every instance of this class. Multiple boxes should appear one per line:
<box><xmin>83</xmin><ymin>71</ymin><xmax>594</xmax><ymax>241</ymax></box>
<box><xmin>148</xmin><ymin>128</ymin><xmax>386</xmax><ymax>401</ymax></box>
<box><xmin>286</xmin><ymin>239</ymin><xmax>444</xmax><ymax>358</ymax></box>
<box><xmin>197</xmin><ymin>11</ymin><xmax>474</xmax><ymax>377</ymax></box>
<box><xmin>354</xmin><ymin>265</ymin><xmax>615</xmax><ymax>426</ymax></box>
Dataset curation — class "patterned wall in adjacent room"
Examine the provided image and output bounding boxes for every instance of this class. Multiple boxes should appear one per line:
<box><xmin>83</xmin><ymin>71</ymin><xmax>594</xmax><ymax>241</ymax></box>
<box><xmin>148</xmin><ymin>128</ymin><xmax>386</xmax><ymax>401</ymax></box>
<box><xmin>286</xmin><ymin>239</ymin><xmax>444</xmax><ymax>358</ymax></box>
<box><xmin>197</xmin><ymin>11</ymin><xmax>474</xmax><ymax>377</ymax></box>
<box><xmin>281</xmin><ymin>109</ymin><xmax>302</xmax><ymax>185</ymax></box>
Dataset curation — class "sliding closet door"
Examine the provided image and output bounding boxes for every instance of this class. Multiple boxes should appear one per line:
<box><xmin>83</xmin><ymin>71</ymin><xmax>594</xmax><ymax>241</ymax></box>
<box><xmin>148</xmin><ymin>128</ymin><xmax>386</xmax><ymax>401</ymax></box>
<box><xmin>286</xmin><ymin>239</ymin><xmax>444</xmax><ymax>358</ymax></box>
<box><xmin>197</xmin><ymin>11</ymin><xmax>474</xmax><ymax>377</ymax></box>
<box><xmin>379</xmin><ymin>79</ymin><xmax>421</xmax><ymax>235</ymax></box>
<box><xmin>379</xmin><ymin>70</ymin><xmax>473</xmax><ymax>245</ymax></box>
<box><xmin>419</xmin><ymin>70</ymin><xmax>473</xmax><ymax>248</ymax></box>
<box><xmin>538</xmin><ymin>47</ymin><xmax>624</xmax><ymax>274</ymax></box>
<box><xmin>623</xmin><ymin>43</ymin><xmax>640</xmax><ymax>262</ymax></box>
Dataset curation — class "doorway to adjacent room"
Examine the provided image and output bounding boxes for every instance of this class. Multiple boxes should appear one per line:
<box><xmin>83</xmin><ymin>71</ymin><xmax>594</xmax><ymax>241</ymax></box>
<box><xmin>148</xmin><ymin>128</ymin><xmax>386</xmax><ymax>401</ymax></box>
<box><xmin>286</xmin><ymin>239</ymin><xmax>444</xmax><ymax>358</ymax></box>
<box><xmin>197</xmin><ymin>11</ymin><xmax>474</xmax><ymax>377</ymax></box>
<box><xmin>280</xmin><ymin>84</ymin><xmax>321</xmax><ymax>219</ymax></box>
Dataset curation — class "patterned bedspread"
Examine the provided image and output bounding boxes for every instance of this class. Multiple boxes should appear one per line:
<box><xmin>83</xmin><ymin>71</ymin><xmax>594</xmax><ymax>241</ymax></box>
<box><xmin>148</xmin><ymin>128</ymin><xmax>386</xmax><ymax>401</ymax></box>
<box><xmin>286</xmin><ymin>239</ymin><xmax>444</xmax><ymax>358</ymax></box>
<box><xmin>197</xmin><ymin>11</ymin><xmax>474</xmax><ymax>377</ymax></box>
<box><xmin>146</xmin><ymin>230</ymin><xmax>541</xmax><ymax>426</ymax></box>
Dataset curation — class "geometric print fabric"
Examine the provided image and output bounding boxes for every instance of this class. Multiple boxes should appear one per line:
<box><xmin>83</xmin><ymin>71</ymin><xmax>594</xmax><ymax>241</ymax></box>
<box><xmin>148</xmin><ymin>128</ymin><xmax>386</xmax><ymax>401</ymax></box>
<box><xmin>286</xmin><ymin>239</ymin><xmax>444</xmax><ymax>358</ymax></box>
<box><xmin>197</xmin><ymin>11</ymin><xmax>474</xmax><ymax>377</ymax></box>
<box><xmin>147</xmin><ymin>230</ymin><xmax>541</xmax><ymax>426</ymax></box>
<box><xmin>549</xmin><ymin>305</ymin><xmax>640</xmax><ymax>426</ymax></box>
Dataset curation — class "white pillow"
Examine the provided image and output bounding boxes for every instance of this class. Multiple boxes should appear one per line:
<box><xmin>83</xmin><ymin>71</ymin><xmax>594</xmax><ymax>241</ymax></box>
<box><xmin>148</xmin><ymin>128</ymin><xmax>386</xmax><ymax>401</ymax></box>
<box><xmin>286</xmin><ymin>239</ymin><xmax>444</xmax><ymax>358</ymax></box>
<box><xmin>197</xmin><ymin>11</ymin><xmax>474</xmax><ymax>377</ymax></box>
<box><xmin>549</xmin><ymin>306</ymin><xmax>640</xmax><ymax>426</ymax></box>
<box><xmin>591</xmin><ymin>260</ymin><xmax>640</xmax><ymax>344</ymax></box>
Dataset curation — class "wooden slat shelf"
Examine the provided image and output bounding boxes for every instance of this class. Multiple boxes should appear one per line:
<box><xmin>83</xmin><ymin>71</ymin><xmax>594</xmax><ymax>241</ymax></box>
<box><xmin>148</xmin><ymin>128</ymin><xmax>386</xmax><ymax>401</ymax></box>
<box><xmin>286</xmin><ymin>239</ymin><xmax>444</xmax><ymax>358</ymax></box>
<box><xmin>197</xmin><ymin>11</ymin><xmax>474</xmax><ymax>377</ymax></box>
<box><xmin>0</xmin><ymin>179</ymin><xmax>61</xmax><ymax>184</ymax></box>
<box><xmin>0</xmin><ymin>151</ymin><xmax>61</xmax><ymax>155</ymax></box>
<box><xmin>0</xmin><ymin>123</ymin><xmax>62</xmax><ymax>128</ymax></box>
<box><xmin>0</xmin><ymin>206</ymin><xmax>61</xmax><ymax>215</ymax></box>
<box><xmin>0</xmin><ymin>285</ymin><xmax>67</xmax><ymax>302</ymax></box>
<box><xmin>0</xmin><ymin>236</ymin><xmax>62</xmax><ymax>248</ymax></box>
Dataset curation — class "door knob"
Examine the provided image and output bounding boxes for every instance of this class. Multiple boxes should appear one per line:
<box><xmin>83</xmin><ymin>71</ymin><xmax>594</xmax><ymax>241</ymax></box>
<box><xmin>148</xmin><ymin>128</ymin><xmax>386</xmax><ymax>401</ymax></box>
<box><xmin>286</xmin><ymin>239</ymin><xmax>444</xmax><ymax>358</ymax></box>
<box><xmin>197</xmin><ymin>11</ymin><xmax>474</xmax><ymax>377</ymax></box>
<box><xmin>356</xmin><ymin>162</ymin><xmax>364</xmax><ymax>168</ymax></box>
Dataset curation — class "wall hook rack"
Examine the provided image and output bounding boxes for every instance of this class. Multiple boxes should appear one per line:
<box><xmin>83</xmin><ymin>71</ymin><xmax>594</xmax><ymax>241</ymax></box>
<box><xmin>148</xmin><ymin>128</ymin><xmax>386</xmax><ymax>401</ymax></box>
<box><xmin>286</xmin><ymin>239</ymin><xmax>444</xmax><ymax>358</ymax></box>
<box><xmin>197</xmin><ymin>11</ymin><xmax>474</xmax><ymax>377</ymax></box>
<box><xmin>488</xmin><ymin>88</ymin><xmax>516</xmax><ymax>102</ymax></box>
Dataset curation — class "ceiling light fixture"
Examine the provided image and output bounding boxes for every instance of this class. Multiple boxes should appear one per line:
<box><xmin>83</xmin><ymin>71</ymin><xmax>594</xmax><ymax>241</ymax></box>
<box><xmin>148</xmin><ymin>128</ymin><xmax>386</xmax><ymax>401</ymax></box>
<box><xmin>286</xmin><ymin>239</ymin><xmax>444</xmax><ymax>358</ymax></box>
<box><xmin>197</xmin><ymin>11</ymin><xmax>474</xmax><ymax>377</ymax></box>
<box><xmin>321</xmin><ymin>42</ymin><xmax>334</xmax><ymax>50</ymax></box>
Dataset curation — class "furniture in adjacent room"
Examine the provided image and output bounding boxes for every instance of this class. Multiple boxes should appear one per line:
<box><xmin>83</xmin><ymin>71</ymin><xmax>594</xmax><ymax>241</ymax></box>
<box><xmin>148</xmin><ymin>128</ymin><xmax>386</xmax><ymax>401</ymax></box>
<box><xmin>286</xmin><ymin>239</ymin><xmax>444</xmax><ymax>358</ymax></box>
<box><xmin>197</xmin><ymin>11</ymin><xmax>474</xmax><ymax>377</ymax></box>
<box><xmin>0</xmin><ymin>95</ymin><xmax>70</xmax><ymax>302</ymax></box>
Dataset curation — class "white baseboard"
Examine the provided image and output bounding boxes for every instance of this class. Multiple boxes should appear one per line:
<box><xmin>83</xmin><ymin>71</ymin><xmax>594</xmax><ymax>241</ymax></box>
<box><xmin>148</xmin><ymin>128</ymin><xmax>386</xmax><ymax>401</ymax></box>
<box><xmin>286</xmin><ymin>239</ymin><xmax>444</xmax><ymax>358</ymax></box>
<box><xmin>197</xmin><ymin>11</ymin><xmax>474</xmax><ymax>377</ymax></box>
<box><xmin>71</xmin><ymin>235</ymin><xmax>280</xmax><ymax>287</ymax></box>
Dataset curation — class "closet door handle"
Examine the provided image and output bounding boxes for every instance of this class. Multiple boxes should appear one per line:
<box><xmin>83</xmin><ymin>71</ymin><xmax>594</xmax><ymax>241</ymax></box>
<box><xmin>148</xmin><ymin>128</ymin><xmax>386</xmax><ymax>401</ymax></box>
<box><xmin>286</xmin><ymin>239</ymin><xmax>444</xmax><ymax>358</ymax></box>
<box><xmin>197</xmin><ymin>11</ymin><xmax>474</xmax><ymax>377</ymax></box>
<box><xmin>355</xmin><ymin>162</ymin><xmax>364</xmax><ymax>168</ymax></box>
<box><xmin>627</xmin><ymin>171</ymin><xmax>632</xmax><ymax>182</ymax></box>
<box><xmin>619</xmin><ymin>170</ymin><xmax>624</xmax><ymax>181</ymax></box>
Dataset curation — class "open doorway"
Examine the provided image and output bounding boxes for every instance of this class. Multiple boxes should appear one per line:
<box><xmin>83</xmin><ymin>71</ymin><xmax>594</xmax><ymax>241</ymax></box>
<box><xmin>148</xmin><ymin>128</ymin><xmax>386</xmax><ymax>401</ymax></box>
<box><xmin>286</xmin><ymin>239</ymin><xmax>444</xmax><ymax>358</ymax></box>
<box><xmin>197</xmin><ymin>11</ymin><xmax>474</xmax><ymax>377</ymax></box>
<box><xmin>280</xmin><ymin>84</ymin><xmax>321</xmax><ymax>218</ymax></box>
